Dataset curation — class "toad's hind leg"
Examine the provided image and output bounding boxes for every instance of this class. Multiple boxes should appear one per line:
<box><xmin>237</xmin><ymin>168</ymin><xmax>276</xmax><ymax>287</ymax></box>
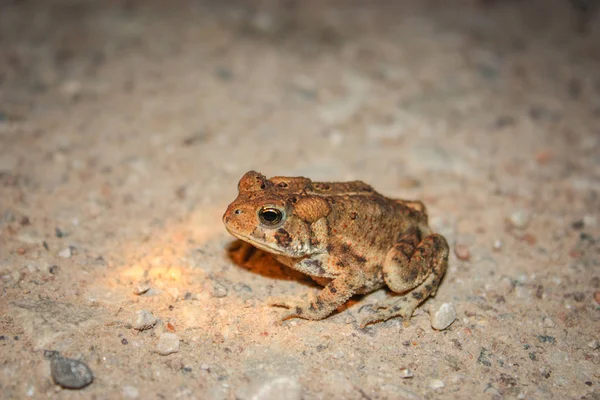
<box><xmin>359</xmin><ymin>230</ymin><xmax>448</xmax><ymax>328</ymax></box>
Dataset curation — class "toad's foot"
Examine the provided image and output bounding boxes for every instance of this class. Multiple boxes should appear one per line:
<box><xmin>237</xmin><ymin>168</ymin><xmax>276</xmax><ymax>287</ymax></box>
<box><xmin>358</xmin><ymin>295</ymin><xmax>418</xmax><ymax>328</ymax></box>
<box><xmin>268</xmin><ymin>295</ymin><xmax>329</xmax><ymax>322</ymax></box>
<box><xmin>268</xmin><ymin>276</ymin><xmax>360</xmax><ymax>322</ymax></box>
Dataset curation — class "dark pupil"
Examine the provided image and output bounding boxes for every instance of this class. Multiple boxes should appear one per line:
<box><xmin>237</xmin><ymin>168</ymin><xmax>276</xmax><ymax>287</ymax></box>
<box><xmin>260</xmin><ymin>209</ymin><xmax>281</xmax><ymax>224</ymax></box>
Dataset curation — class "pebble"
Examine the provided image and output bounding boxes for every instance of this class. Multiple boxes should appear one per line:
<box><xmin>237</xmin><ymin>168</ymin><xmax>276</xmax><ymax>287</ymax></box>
<box><xmin>58</xmin><ymin>247</ymin><xmax>72</xmax><ymax>258</ymax></box>
<box><xmin>233</xmin><ymin>283</ymin><xmax>252</xmax><ymax>293</ymax></box>
<box><xmin>454</xmin><ymin>244</ymin><xmax>471</xmax><ymax>261</ymax></box>
<box><xmin>237</xmin><ymin>376</ymin><xmax>302</xmax><ymax>400</ymax></box>
<box><xmin>210</xmin><ymin>280</ymin><xmax>228</xmax><ymax>298</ymax></box>
<box><xmin>583</xmin><ymin>214</ymin><xmax>596</xmax><ymax>228</ymax></box>
<box><xmin>166</xmin><ymin>287</ymin><xmax>180</xmax><ymax>299</ymax></box>
<box><xmin>587</xmin><ymin>340</ymin><xmax>599</xmax><ymax>350</ymax></box>
<box><xmin>400</xmin><ymin>368</ymin><xmax>414</xmax><ymax>378</ymax></box>
<box><xmin>132</xmin><ymin>310</ymin><xmax>157</xmax><ymax>331</ymax></box>
<box><xmin>123</xmin><ymin>385</ymin><xmax>139</xmax><ymax>398</ymax></box>
<box><xmin>493</xmin><ymin>239</ymin><xmax>503</xmax><ymax>251</ymax></box>
<box><xmin>594</xmin><ymin>291</ymin><xmax>600</xmax><ymax>304</ymax></box>
<box><xmin>50</xmin><ymin>356</ymin><xmax>94</xmax><ymax>389</ymax></box>
<box><xmin>156</xmin><ymin>333</ymin><xmax>180</xmax><ymax>355</ymax></box>
<box><xmin>508</xmin><ymin>210</ymin><xmax>530</xmax><ymax>229</ymax></box>
<box><xmin>133</xmin><ymin>284</ymin><xmax>150</xmax><ymax>295</ymax></box>
<box><xmin>430</xmin><ymin>303</ymin><xmax>457</xmax><ymax>331</ymax></box>
<box><xmin>428</xmin><ymin>379</ymin><xmax>445</xmax><ymax>390</ymax></box>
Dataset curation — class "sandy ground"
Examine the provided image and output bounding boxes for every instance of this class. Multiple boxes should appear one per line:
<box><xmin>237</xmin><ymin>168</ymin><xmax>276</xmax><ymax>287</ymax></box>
<box><xmin>1</xmin><ymin>0</ymin><xmax>599</xmax><ymax>399</ymax></box>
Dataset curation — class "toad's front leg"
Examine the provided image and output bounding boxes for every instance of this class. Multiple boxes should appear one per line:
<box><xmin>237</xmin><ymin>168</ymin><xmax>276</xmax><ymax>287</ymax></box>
<box><xmin>270</xmin><ymin>273</ymin><xmax>362</xmax><ymax>322</ymax></box>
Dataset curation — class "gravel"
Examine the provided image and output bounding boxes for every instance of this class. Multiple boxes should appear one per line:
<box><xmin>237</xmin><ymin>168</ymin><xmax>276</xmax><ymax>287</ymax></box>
<box><xmin>132</xmin><ymin>310</ymin><xmax>157</xmax><ymax>331</ymax></box>
<box><xmin>508</xmin><ymin>210</ymin><xmax>530</xmax><ymax>229</ymax></box>
<box><xmin>156</xmin><ymin>333</ymin><xmax>180</xmax><ymax>355</ymax></box>
<box><xmin>50</xmin><ymin>355</ymin><xmax>94</xmax><ymax>389</ymax></box>
<box><xmin>430</xmin><ymin>303</ymin><xmax>457</xmax><ymax>331</ymax></box>
<box><xmin>236</xmin><ymin>376</ymin><xmax>302</xmax><ymax>400</ymax></box>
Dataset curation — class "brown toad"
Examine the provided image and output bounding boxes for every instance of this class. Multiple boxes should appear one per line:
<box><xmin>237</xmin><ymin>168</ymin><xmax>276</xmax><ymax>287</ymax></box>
<box><xmin>222</xmin><ymin>171</ymin><xmax>449</xmax><ymax>327</ymax></box>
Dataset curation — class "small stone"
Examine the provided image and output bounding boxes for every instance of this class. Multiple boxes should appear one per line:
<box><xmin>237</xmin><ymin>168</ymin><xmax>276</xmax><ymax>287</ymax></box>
<box><xmin>483</xmin><ymin>384</ymin><xmax>501</xmax><ymax>396</ymax></box>
<box><xmin>477</xmin><ymin>348</ymin><xmax>492</xmax><ymax>367</ymax></box>
<box><xmin>156</xmin><ymin>333</ymin><xmax>180</xmax><ymax>355</ymax></box>
<box><xmin>572</xmin><ymin>292</ymin><xmax>585</xmax><ymax>302</ymax></box>
<box><xmin>210</xmin><ymin>280</ymin><xmax>228</xmax><ymax>298</ymax></box>
<box><xmin>537</xmin><ymin>335</ymin><xmax>556</xmax><ymax>344</ymax></box>
<box><xmin>594</xmin><ymin>291</ymin><xmax>600</xmax><ymax>304</ymax></box>
<box><xmin>237</xmin><ymin>376</ymin><xmax>302</xmax><ymax>400</ymax></box>
<box><xmin>454</xmin><ymin>244</ymin><xmax>471</xmax><ymax>261</ymax></box>
<box><xmin>508</xmin><ymin>210</ymin><xmax>530</xmax><ymax>229</ymax></box>
<box><xmin>521</xmin><ymin>233</ymin><xmax>537</xmax><ymax>245</ymax></box>
<box><xmin>166</xmin><ymin>287</ymin><xmax>180</xmax><ymax>299</ymax></box>
<box><xmin>428</xmin><ymin>379</ymin><xmax>445</xmax><ymax>390</ymax></box>
<box><xmin>587</xmin><ymin>340</ymin><xmax>599</xmax><ymax>350</ymax></box>
<box><xmin>50</xmin><ymin>356</ymin><xmax>94</xmax><ymax>389</ymax></box>
<box><xmin>400</xmin><ymin>368</ymin><xmax>414</xmax><ymax>378</ymax></box>
<box><xmin>333</xmin><ymin>351</ymin><xmax>344</xmax><ymax>359</ymax></box>
<box><xmin>571</xmin><ymin>220</ymin><xmax>584</xmax><ymax>230</ymax></box>
<box><xmin>123</xmin><ymin>385</ymin><xmax>139</xmax><ymax>398</ymax></box>
<box><xmin>583</xmin><ymin>214</ymin><xmax>596</xmax><ymax>228</ymax></box>
<box><xmin>58</xmin><ymin>247</ymin><xmax>72</xmax><ymax>258</ymax></box>
<box><xmin>493</xmin><ymin>239</ymin><xmax>503</xmax><ymax>251</ymax></box>
<box><xmin>430</xmin><ymin>303</ymin><xmax>457</xmax><ymax>331</ymax></box>
<box><xmin>233</xmin><ymin>283</ymin><xmax>252</xmax><ymax>293</ymax></box>
<box><xmin>133</xmin><ymin>284</ymin><xmax>150</xmax><ymax>295</ymax></box>
<box><xmin>132</xmin><ymin>310</ymin><xmax>157</xmax><ymax>331</ymax></box>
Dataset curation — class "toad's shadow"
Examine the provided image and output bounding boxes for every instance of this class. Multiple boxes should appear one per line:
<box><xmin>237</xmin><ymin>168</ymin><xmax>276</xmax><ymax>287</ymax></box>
<box><xmin>226</xmin><ymin>239</ymin><xmax>319</xmax><ymax>288</ymax></box>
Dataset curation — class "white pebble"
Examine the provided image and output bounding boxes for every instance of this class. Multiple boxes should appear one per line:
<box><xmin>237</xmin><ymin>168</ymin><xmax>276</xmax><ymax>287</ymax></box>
<box><xmin>430</xmin><ymin>303</ymin><xmax>457</xmax><ymax>331</ymax></box>
<box><xmin>583</xmin><ymin>214</ymin><xmax>596</xmax><ymax>227</ymax></box>
<box><xmin>237</xmin><ymin>376</ymin><xmax>302</xmax><ymax>400</ymax></box>
<box><xmin>428</xmin><ymin>379</ymin><xmax>445</xmax><ymax>390</ymax></box>
<box><xmin>132</xmin><ymin>310</ymin><xmax>157</xmax><ymax>331</ymax></box>
<box><xmin>123</xmin><ymin>385</ymin><xmax>139</xmax><ymax>398</ymax></box>
<box><xmin>509</xmin><ymin>210</ymin><xmax>530</xmax><ymax>229</ymax></box>
<box><xmin>58</xmin><ymin>247</ymin><xmax>72</xmax><ymax>258</ymax></box>
<box><xmin>156</xmin><ymin>333</ymin><xmax>180</xmax><ymax>355</ymax></box>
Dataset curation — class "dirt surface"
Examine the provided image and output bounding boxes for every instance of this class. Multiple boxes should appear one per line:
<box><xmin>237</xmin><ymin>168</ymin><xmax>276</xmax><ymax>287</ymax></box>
<box><xmin>1</xmin><ymin>0</ymin><xmax>599</xmax><ymax>399</ymax></box>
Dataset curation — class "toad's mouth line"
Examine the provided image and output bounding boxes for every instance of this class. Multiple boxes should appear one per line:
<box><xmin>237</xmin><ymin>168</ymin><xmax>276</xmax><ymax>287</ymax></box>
<box><xmin>225</xmin><ymin>227</ymin><xmax>289</xmax><ymax>256</ymax></box>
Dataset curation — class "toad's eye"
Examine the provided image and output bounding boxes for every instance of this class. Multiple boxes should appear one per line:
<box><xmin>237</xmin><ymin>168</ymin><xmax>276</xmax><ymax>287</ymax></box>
<box><xmin>258</xmin><ymin>207</ymin><xmax>284</xmax><ymax>226</ymax></box>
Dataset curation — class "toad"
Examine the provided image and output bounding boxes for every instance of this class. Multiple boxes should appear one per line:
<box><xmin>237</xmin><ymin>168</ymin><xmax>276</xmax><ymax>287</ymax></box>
<box><xmin>222</xmin><ymin>171</ymin><xmax>449</xmax><ymax>327</ymax></box>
